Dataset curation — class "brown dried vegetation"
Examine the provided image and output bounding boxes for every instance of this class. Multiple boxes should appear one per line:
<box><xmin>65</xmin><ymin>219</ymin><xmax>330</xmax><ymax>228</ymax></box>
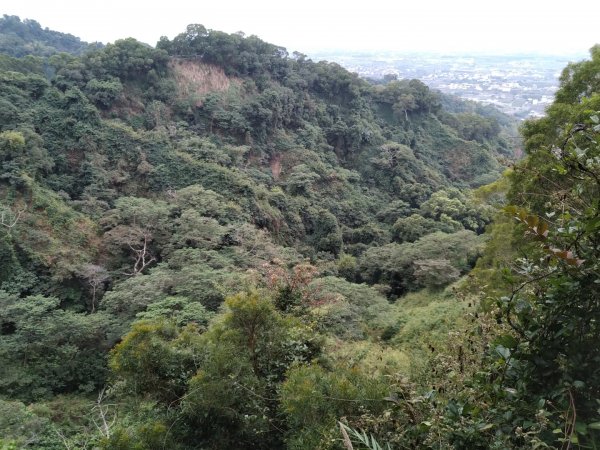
<box><xmin>170</xmin><ymin>59</ymin><xmax>237</xmax><ymax>106</ymax></box>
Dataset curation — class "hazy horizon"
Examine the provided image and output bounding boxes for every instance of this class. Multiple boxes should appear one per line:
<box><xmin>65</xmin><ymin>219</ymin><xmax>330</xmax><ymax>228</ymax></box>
<box><xmin>3</xmin><ymin>0</ymin><xmax>599</xmax><ymax>56</ymax></box>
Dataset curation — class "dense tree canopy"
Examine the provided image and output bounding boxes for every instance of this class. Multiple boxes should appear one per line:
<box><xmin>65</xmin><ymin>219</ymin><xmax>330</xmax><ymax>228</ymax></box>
<box><xmin>0</xmin><ymin>15</ymin><xmax>99</xmax><ymax>57</ymax></box>
<box><xmin>9</xmin><ymin>17</ymin><xmax>595</xmax><ymax>450</ymax></box>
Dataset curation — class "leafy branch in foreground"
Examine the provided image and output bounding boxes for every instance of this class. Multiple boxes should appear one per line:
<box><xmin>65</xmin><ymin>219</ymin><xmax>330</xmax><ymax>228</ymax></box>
<box><xmin>339</xmin><ymin>422</ymin><xmax>391</xmax><ymax>450</ymax></box>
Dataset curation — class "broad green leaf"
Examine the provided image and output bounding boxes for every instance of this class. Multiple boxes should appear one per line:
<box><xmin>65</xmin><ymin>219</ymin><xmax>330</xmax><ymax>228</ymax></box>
<box><xmin>496</xmin><ymin>344</ymin><xmax>511</xmax><ymax>360</ymax></box>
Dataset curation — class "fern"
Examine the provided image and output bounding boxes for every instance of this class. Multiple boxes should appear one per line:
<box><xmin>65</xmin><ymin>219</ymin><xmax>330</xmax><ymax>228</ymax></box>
<box><xmin>339</xmin><ymin>422</ymin><xmax>391</xmax><ymax>450</ymax></box>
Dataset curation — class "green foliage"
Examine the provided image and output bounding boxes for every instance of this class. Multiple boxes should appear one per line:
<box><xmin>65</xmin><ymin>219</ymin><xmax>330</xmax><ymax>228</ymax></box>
<box><xmin>135</xmin><ymin>296</ymin><xmax>214</xmax><ymax>327</ymax></box>
<box><xmin>306</xmin><ymin>208</ymin><xmax>343</xmax><ymax>256</ymax></box>
<box><xmin>160</xmin><ymin>24</ymin><xmax>291</xmax><ymax>79</ymax></box>
<box><xmin>339</xmin><ymin>422</ymin><xmax>391</xmax><ymax>450</ymax></box>
<box><xmin>107</xmin><ymin>291</ymin><xmax>322</xmax><ymax>449</ymax></box>
<box><xmin>281</xmin><ymin>363</ymin><xmax>390</xmax><ymax>449</ymax></box>
<box><xmin>84</xmin><ymin>38</ymin><xmax>168</xmax><ymax>82</ymax></box>
<box><xmin>0</xmin><ymin>292</ymin><xmax>109</xmax><ymax>400</ymax></box>
<box><xmin>0</xmin><ymin>181</ymin><xmax>98</xmax><ymax>296</ymax></box>
<box><xmin>384</xmin><ymin>290</ymin><xmax>469</xmax><ymax>353</ymax></box>
<box><xmin>430</xmin><ymin>46</ymin><xmax>600</xmax><ymax>449</ymax></box>
<box><xmin>393</xmin><ymin>214</ymin><xmax>457</xmax><ymax>243</ymax></box>
<box><xmin>183</xmin><ymin>335</ymin><xmax>276</xmax><ymax>446</ymax></box>
<box><xmin>0</xmin><ymin>15</ymin><xmax>97</xmax><ymax>57</ymax></box>
<box><xmin>85</xmin><ymin>77</ymin><xmax>123</xmax><ymax>108</ymax></box>
<box><xmin>309</xmin><ymin>276</ymin><xmax>391</xmax><ymax>339</ymax></box>
<box><xmin>99</xmin><ymin>421</ymin><xmax>169</xmax><ymax>450</ymax></box>
<box><xmin>445</xmin><ymin>112</ymin><xmax>501</xmax><ymax>143</ymax></box>
<box><xmin>360</xmin><ymin>230</ymin><xmax>482</xmax><ymax>296</ymax></box>
<box><xmin>555</xmin><ymin>44</ymin><xmax>600</xmax><ymax>104</ymax></box>
<box><xmin>212</xmin><ymin>291</ymin><xmax>321</xmax><ymax>380</ymax></box>
<box><xmin>0</xmin><ymin>129</ymin><xmax>52</xmax><ymax>185</ymax></box>
<box><xmin>0</xmin><ymin>17</ymin><xmax>521</xmax><ymax>448</ymax></box>
<box><xmin>110</xmin><ymin>320</ymin><xmax>202</xmax><ymax>403</ymax></box>
<box><xmin>0</xmin><ymin>399</ymin><xmax>50</xmax><ymax>447</ymax></box>
<box><xmin>419</xmin><ymin>188</ymin><xmax>493</xmax><ymax>233</ymax></box>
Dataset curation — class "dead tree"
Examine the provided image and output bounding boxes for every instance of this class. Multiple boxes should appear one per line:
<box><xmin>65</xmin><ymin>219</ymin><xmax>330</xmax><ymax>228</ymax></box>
<box><xmin>124</xmin><ymin>232</ymin><xmax>156</xmax><ymax>276</ymax></box>
<box><xmin>0</xmin><ymin>205</ymin><xmax>25</xmax><ymax>234</ymax></box>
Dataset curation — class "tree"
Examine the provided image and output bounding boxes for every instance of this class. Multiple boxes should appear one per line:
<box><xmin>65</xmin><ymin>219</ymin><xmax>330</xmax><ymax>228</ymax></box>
<box><xmin>393</xmin><ymin>93</ymin><xmax>416</xmax><ymax>121</ymax></box>
<box><xmin>445</xmin><ymin>47</ymin><xmax>600</xmax><ymax>448</ymax></box>
<box><xmin>0</xmin><ymin>203</ymin><xmax>25</xmax><ymax>235</ymax></box>
<box><xmin>280</xmin><ymin>363</ymin><xmax>390</xmax><ymax>449</ymax></box>
<box><xmin>180</xmin><ymin>291</ymin><xmax>320</xmax><ymax>448</ymax></box>
<box><xmin>305</xmin><ymin>208</ymin><xmax>343</xmax><ymax>256</ymax></box>
<box><xmin>84</xmin><ymin>78</ymin><xmax>122</xmax><ymax>108</ymax></box>
<box><xmin>495</xmin><ymin>110</ymin><xmax>600</xmax><ymax>446</ymax></box>
<box><xmin>413</xmin><ymin>258</ymin><xmax>460</xmax><ymax>289</ymax></box>
<box><xmin>77</xmin><ymin>264</ymin><xmax>110</xmax><ymax>312</ymax></box>
<box><xmin>110</xmin><ymin>291</ymin><xmax>320</xmax><ymax>449</ymax></box>
<box><xmin>360</xmin><ymin>230</ymin><xmax>481</xmax><ymax>295</ymax></box>
<box><xmin>393</xmin><ymin>214</ymin><xmax>457</xmax><ymax>243</ymax></box>
<box><xmin>0</xmin><ymin>292</ymin><xmax>109</xmax><ymax>400</ymax></box>
<box><xmin>84</xmin><ymin>38</ymin><xmax>168</xmax><ymax>82</ymax></box>
<box><xmin>0</xmin><ymin>129</ymin><xmax>52</xmax><ymax>185</ymax></box>
<box><xmin>109</xmin><ymin>320</ymin><xmax>201</xmax><ymax>403</ymax></box>
<box><xmin>554</xmin><ymin>44</ymin><xmax>600</xmax><ymax>104</ymax></box>
<box><xmin>101</xmin><ymin>197</ymin><xmax>172</xmax><ymax>275</ymax></box>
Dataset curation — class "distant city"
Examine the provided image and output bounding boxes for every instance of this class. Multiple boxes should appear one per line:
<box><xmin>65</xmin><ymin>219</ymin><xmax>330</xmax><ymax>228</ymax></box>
<box><xmin>309</xmin><ymin>51</ymin><xmax>588</xmax><ymax>120</ymax></box>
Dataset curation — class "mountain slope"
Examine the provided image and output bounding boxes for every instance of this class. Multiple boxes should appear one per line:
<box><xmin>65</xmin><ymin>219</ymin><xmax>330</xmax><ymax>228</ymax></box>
<box><xmin>0</xmin><ymin>20</ymin><xmax>525</xmax><ymax>450</ymax></box>
<box><xmin>0</xmin><ymin>15</ymin><xmax>100</xmax><ymax>57</ymax></box>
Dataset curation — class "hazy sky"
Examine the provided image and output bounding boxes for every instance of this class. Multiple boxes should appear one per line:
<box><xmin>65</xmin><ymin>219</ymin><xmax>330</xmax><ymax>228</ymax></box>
<box><xmin>3</xmin><ymin>0</ymin><xmax>599</xmax><ymax>55</ymax></box>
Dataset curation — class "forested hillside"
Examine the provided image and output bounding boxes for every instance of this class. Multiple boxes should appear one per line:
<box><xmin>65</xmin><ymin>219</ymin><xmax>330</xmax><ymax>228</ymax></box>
<box><xmin>0</xmin><ymin>15</ymin><xmax>100</xmax><ymax>57</ymax></box>
<box><xmin>0</xmin><ymin>15</ymin><xmax>598</xmax><ymax>450</ymax></box>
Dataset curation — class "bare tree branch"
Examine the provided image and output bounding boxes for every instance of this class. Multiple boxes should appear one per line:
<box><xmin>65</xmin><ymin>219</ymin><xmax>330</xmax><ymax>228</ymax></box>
<box><xmin>122</xmin><ymin>232</ymin><xmax>156</xmax><ymax>276</ymax></box>
<box><xmin>91</xmin><ymin>387</ymin><xmax>116</xmax><ymax>439</ymax></box>
<box><xmin>0</xmin><ymin>206</ymin><xmax>26</xmax><ymax>233</ymax></box>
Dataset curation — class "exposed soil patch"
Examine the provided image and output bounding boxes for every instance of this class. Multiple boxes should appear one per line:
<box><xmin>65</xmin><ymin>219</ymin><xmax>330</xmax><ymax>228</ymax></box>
<box><xmin>170</xmin><ymin>59</ymin><xmax>237</xmax><ymax>106</ymax></box>
<box><xmin>270</xmin><ymin>153</ymin><xmax>282</xmax><ymax>180</ymax></box>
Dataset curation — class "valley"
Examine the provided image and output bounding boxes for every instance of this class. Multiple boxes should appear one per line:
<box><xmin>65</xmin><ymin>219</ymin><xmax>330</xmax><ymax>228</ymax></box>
<box><xmin>312</xmin><ymin>51</ymin><xmax>585</xmax><ymax>119</ymax></box>
<box><xmin>0</xmin><ymin>15</ymin><xmax>599</xmax><ymax>450</ymax></box>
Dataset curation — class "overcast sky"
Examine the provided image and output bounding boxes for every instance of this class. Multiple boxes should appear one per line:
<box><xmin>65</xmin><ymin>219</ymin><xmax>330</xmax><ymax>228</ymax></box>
<box><xmin>3</xmin><ymin>0</ymin><xmax>599</xmax><ymax>55</ymax></box>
